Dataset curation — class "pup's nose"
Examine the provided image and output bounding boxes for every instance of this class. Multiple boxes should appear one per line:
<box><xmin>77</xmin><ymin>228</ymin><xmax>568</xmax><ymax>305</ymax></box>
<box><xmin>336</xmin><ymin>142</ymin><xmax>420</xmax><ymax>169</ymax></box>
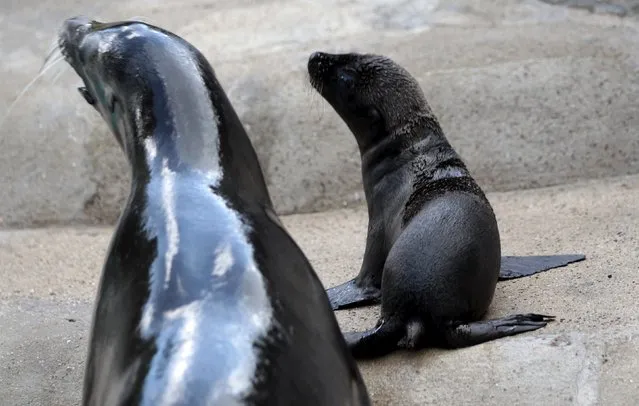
<box><xmin>309</xmin><ymin>51</ymin><xmax>327</xmax><ymax>64</ymax></box>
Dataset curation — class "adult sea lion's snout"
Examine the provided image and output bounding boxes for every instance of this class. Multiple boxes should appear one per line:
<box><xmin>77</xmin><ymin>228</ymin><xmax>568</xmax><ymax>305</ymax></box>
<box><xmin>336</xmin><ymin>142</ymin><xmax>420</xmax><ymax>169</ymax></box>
<box><xmin>57</xmin><ymin>16</ymin><xmax>100</xmax><ymax>106</ymax></box>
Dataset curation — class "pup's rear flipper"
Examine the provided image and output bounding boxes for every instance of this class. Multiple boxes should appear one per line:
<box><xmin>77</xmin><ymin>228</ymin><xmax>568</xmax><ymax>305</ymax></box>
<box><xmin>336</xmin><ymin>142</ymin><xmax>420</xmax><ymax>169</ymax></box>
<box><xmin>326</xmin><ymin>279</ymin><xmax>381</xmax><ymax>310</ymax></box>
<box><xmin>441</xmin><ymin>313</ymin><xmax>554</xmax><ymax>348</ymax></box>
<box><xmin>499</xmin><ymin>254</ymin><xmax>585</xmax><ymax>281</ymax></box>
<box><xmin>344</xmin><ymin>318</ymin><xmax>405</xmax><ymax>359</ymax></box>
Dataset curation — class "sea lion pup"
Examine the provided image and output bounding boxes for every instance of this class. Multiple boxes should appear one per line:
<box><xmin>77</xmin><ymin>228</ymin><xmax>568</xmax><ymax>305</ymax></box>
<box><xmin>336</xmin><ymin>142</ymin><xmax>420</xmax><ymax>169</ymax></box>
<box><xmin>307</xmin><ymin>51</ymin><xmax>576</xmax><ymax>359</ymax></box>
<box><xmin>308</xmin><ymin>52</ymin><xmax>584</xmax><ymax>312</ymax></box>
<box><xmin>59</xmin><ymin>17</ymin><xmax>371</xmax><ymax>405</ymax></box>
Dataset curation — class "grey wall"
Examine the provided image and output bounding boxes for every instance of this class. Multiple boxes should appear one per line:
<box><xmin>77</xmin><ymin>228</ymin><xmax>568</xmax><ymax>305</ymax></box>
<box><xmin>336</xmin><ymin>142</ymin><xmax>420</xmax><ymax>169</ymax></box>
<box><xmin>1</xmin><ymin>0</ymin><xmax>638</xmax><ymax>227</ymax></box>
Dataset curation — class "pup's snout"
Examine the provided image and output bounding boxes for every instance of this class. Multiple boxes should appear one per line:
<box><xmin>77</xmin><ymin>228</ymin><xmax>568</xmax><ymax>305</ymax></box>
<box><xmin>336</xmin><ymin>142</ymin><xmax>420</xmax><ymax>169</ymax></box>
<box><xmin>307</xmin><ymin>51</ymin><xmax>330</xmax><ymax>76</ymax></box>
<box><xmin>309</xmin><ymin>52</ymin><xmax>325</xmax><ymax>62</ymax></box>
<box><xmin>308</xmin><ymin>51</ymin><xmax>328</xmax><ymax>67</ymax></box>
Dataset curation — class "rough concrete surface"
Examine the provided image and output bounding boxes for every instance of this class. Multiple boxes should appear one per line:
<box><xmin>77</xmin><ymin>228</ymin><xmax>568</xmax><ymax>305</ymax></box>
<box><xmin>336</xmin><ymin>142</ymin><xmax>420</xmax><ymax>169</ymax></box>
<box><xmin>1</xmin><ymin>0</ymin><xmax>639</xmax><ymax>227</ymax></box>
<box><xmin>1</xmin><ymin>175</ymin><xmax>638</xmax><ymax>405</ymax></box>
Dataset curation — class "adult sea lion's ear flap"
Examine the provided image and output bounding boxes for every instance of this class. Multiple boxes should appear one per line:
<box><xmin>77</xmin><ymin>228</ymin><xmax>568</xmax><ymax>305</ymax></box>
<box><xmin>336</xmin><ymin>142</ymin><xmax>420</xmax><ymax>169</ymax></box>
<box><xmin>498</xmin><ymin>254</ymin><xmax>586</xmax><ymax>281</ymax></box>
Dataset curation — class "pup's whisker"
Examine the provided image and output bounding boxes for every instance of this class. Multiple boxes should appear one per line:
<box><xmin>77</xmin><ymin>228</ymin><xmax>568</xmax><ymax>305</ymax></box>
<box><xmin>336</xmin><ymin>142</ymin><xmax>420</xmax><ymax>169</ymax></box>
<box><xmin>302</xmin><ymin>72</ymin><xmax>326</xmax><ymax>122</ymax></box>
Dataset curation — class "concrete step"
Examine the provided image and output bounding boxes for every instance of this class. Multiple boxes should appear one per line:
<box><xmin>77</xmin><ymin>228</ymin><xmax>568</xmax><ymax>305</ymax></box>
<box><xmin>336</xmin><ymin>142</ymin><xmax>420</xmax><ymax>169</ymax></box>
<box><xmin>1</xmin><ymin>174</ymin><xmax>638</xmax><ymax>405</ymax></box>
<box><xmin>1</xmin><ymin>0</ymin><xmax>638</xmax><ymax>228</ymax></box>
<box><xmin>539</xmin><ymin>0</ymin><xmax>639</xmax><ymax>17</ymax></box>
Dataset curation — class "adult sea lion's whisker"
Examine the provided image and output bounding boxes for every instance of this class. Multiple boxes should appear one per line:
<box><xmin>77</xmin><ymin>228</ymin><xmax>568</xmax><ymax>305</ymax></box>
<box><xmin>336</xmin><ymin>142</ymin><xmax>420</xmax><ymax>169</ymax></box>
<box><xmin>41</xmin><ymin>40</ymin><xmax>65</xmax><ymax>74</ymax></box>
<box><xmin>40</xmin><ymin>49</ymin><xmax>65</xmax><ymax>75</ymax></box>
<box><xmin>51</xmin><ymin>64</ymin><xmax>70</xmax><ymax>85</ymax></box>
<box><xmin>44</xmin><ymin>35</ymin><xmax>60</xmax><ymax>59</ymax></box>
<box><xmin>0</xmin><ymin>53</ymin><xmax>67</xmax><ymax>131</ymax></box>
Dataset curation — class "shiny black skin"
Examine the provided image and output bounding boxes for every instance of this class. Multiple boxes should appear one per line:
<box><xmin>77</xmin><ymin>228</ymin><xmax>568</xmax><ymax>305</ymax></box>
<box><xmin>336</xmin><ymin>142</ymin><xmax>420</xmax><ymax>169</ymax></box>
<box><xmin>59</xmin><ymin>17</ymin><xmax>371</xmax><ymax>405</ymax></box>
<box><xmin>307</xmin><ymin>52</ymin><xmax>577</xmax><ymax>359</ymax></box>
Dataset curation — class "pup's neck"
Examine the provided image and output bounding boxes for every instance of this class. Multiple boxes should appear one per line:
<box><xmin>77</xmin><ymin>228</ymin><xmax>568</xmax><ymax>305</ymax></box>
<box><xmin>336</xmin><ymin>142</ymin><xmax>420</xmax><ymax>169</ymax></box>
<box><xmin>360</xmin><ymin>113</ymin><xmax>450</xmax><ymax>187</ymax></box>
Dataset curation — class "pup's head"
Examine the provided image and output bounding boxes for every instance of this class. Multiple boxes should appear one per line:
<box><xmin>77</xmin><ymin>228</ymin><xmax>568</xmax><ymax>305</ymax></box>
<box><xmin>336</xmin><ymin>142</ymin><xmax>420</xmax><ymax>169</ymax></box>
<box><xmin>307</xmin><ymin>52</ymin><xmax>431</xmax><ymax>151</ymax></box>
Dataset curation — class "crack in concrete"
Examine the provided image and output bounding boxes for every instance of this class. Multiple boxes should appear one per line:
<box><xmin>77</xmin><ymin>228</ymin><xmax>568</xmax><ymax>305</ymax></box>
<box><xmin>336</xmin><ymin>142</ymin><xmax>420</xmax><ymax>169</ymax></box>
<box><xmin>538</xmin><ymin>0</ymin><xmax>639</xmax><ymax>17</ymax></box>
<box><xmin>574</xmin><ymin>333</ymin><xmax>603</xmax><ymax>406</ymax></box>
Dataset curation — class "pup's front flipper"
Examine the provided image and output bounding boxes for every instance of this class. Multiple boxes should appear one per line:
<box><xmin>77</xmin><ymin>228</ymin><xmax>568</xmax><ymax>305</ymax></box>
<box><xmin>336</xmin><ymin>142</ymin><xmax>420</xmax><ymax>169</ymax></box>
<box><xmin>326</xmin><ymin>279</ymin><xmax>381</xmax><ymax>310</ymax></box>
<box><xmin>499</xmin><ymin>254</ymin><xmax>585</xmax><ymax>280</ymax></box>
<box><xmin>441</xmin><ymin>313</ymin><xmax>555</xmax><ymax>348</ymax></box>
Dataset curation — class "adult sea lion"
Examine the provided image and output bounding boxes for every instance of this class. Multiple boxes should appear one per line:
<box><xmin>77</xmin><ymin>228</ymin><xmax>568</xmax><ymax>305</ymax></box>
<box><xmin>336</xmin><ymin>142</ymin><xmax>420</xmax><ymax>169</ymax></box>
<box><xmin>59</xmin><ymin>17</ymin><xmax>371</xmax><ymax>404</ymax></box>
<box><xmin>307</xmin><ymin>51</ymin><xmax>584</xmax><ymax>359</ymax></box>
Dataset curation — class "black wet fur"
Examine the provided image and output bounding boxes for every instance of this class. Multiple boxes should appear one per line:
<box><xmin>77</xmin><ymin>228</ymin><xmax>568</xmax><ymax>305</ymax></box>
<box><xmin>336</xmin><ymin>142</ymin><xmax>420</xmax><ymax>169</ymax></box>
<box><xmin>307</xmin><ymin>51</ymin><xmax>583</xmax><ymax>359</ymax></box>
<box><xmin>403</xmin><ymin>176</ymin><xmax>489</xmax><ymax>225</ymax></box>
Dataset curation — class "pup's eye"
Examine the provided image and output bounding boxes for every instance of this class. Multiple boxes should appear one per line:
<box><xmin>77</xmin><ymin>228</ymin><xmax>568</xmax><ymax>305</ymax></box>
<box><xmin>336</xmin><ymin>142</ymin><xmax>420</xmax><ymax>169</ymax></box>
<box><xmin>338</xmin><ymin>72</ymin><xmax>355</xmax><ymax>89</ymax></box>
<box><xmin>368</xmin><ymin>107</ymin><xmax>381</xmax><ymax>123</ymax></box>
<box><xmin>78</xmin><ymin>87</ymin><xmax>96</xmax><ymax>105</ymax></box>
